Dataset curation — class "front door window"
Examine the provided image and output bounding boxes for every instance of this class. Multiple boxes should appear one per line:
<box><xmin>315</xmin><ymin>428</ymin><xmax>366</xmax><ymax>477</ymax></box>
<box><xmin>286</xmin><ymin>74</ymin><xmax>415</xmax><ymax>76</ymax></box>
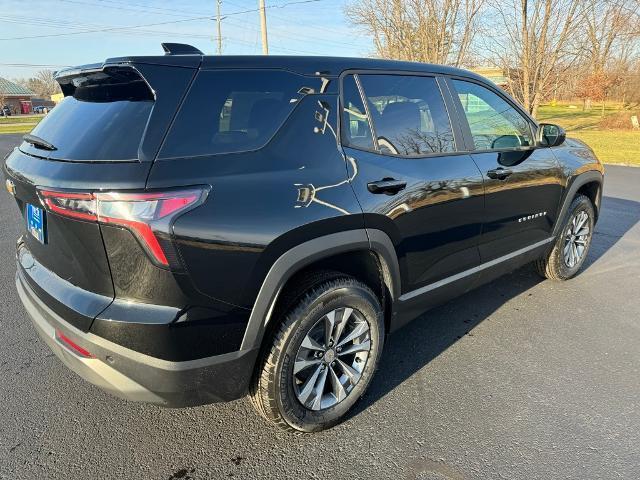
<box><xmin>452</xmin><ymin>79</ymin><xmax>533</xmax><ymax>151</ymax></box>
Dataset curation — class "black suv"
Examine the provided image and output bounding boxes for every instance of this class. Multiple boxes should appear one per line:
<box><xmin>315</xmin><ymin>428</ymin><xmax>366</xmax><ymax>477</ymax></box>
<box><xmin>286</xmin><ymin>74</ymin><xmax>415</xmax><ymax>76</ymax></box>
<box><xmin>3</xmin><ymin>44</ymin><xmax>604</xmax><ymax>432</ymax></box>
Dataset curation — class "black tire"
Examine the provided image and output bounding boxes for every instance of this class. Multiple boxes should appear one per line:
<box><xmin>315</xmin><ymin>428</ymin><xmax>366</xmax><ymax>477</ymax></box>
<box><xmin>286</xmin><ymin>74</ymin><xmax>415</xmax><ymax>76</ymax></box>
<box><xmin>535</xmin><ymin>194</ymin><xmax>595</xmax><ymax>280</ymax></box>
<box><xmin>250</xmin><ymin>276</ymin><xmax>384</xmax><ymax>433</ymax></box>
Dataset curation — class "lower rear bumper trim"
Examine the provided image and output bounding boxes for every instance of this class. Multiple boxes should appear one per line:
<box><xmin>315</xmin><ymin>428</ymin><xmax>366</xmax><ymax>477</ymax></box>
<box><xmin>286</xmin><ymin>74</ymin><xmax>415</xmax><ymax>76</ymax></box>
<box><xmin>16</xmin><ymin>269</ymin><xmax>258</xmax><ymax>407</ymax></box>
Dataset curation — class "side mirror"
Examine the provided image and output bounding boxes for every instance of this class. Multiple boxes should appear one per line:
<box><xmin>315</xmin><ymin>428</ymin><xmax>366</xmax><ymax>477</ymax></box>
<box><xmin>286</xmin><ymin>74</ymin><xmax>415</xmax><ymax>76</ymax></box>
<box><xmin>537</xmin><ymin>123</ymin><xmax>566</xmax><ymax>147</ymax></box>
<box><xmin>491</xmin><ymin>134</ymin><xmax>523</xmax><ymax>149</ymax></box>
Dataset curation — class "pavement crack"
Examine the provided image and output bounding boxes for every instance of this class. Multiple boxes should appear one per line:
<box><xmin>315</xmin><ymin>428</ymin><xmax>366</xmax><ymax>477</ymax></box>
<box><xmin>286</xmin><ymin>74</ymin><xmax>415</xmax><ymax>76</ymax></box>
<box><xmin>9</xmin><ymin>442</ymin><xmax>22</xmax><ymax>453</ymax></box>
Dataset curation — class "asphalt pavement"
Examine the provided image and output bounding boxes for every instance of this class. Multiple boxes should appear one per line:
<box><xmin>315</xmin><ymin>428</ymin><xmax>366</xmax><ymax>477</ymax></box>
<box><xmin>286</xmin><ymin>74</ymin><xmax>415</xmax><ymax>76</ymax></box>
<box><xmin>1</xmin><ymin>133</ymin><xmax>639</xmax><ymax>479</ymax></box>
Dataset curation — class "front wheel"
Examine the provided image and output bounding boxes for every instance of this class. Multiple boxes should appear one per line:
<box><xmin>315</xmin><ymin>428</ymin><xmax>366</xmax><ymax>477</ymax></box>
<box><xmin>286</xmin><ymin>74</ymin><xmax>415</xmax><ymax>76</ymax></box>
<box><xmin>250</xmin><ymin>276</ymin><xmax>384</xmax><ymax>433</ymax></box>
<box><xmin>536</xmin><ymin>194</ymin><xmax>595</xmax><ymax>280</ymax></box>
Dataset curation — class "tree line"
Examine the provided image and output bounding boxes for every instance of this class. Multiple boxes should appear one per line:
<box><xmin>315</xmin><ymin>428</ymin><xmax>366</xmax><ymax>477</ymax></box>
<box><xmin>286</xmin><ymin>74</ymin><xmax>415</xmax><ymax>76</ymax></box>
<box><xmin>13</xmin><ymin>70</ymin><xmax>61</xmax><ymax>99</ymax></box>
<box><xmin>346</xmin><ymin>0</ymin><xmax>640</xmax><ymax>117</ymax></box>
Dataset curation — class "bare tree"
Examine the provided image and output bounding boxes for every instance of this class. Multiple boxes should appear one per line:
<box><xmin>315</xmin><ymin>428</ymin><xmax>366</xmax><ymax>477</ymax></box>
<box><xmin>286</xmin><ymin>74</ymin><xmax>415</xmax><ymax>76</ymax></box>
<box><xmin>574</xmin><ymin>1</ymin><xmax>640</xmax><ymax>111</ymax></box>
<box><xmin>34</xmin><ymin>70</ymin><xmax>60</xmax><ymax>97</ymax></box>
<box><xmin>488</xmin><ymin>0</ymin><xmax>586</xmax><ymax>118</ymax></box>
<box><xmin>346</xmin><ymin>0</ymin><xmax>487</xmax><ymax>67</ymax></box>
<box><xmin>14</xmin><ymin>69</ymin><xmax>61</xmax><ymax>98</ymax></box>
<box><xmin>584</xmin><ymin>0</ymin><xmax>640</xmax><ymax>73</ymax></box>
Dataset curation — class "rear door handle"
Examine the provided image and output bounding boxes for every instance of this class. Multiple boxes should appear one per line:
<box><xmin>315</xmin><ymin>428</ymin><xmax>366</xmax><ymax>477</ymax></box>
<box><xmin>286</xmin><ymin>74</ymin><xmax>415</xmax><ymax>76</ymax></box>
<box><xmin>487</xmin><ymin>168</ymin><xmax>513</xmax><ymax>180</ymax></box>
<box><xmin>367</xmin><ymin>179</ymin><xmax>407</xmax><ymax>195</ymax></box>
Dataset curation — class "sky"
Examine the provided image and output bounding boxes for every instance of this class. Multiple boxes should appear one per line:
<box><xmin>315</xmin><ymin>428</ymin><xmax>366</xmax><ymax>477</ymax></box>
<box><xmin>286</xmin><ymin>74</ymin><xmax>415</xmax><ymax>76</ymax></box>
<box><xmin>0</xmin><ymin>0</ymin><xmax>374</xmax><ymax>79</ymax></box>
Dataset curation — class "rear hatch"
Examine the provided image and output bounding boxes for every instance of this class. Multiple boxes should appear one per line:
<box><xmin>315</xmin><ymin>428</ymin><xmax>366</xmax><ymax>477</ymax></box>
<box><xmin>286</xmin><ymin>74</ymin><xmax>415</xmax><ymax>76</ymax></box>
<box><xmin>5</xmin><ymin>61</ymin><xmax>197</xmax><ymax>331</ymax></box>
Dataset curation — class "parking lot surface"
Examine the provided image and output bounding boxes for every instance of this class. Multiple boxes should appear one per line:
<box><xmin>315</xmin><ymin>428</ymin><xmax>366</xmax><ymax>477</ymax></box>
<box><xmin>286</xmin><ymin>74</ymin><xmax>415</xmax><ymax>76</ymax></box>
<box><xmin>1</xmin><ymin>133</ymin><xmax>639</xmax><ymax>479</ymax></box>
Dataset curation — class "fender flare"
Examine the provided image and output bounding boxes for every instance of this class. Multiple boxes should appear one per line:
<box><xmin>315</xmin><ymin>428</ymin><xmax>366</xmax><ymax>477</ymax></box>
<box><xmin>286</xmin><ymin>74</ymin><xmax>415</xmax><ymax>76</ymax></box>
<box><xmin>239</xmin><ymin>229</ymin><xmax>400</xmax><ymax>351</ymax></box>
<box><xmin>552</xmin><ymin>170</ymin><xmax>604</xmax><ymax>237</ymax></box>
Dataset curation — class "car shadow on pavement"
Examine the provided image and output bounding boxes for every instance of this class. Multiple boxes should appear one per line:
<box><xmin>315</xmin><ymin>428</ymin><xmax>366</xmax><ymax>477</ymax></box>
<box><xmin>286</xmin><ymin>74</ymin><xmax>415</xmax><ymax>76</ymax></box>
<box><xmin>351</xmin><ymin>266</ymin><xmax>544</xmax><ymax>417</ymax></box>
<box><xmin>351</xmin><ymin>195</ymin><xmax>640</xmax><ymax>417</ymax></box>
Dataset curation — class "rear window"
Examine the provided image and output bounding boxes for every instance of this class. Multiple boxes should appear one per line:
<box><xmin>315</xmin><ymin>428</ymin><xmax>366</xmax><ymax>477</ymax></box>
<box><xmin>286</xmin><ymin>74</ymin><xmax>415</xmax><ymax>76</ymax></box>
<box><xmin>24</xmin><ymin>67</ymin><xmax>153</xmax><ymax>162</ymax></box>
<box><xmin>159</xmin><ymin>70</ymin><xmax>309</xmax><ymax>159</ymax></box>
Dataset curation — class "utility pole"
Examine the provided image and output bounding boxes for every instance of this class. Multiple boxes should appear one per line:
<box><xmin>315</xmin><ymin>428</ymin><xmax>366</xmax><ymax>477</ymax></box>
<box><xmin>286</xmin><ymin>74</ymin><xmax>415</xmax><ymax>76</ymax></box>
<box><xmin>258</xmin><ymin>0</ymin><xmax>269</xmax><ymax>55</ymax></box>
<box><xmin>216</xmin><ymin>0</ymin><xmax>222</xmax><ymax>54</ymax></box>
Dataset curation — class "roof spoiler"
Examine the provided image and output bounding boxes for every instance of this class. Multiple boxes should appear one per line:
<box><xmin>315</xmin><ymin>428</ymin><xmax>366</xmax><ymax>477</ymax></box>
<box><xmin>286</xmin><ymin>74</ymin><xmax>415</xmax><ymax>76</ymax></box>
<box><xmin>161</xmin><ymin>43</ymin><xmax>203</xmax><ymax>56</ymax></box>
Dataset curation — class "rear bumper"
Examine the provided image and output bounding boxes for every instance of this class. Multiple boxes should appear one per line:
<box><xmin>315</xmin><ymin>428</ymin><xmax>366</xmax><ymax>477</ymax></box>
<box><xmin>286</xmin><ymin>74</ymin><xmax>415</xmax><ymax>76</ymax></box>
<box><xmin>17</xmin><ymin>269</ymin><xmax>258</xmax><ymax>407</ymax></box>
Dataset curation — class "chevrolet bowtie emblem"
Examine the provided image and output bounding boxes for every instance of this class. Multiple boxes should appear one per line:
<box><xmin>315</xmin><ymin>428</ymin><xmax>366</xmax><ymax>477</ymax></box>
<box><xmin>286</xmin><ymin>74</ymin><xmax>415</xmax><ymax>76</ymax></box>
<box><xmin>5</xmin><ymin>179</ymin><xmax>16</xmax><ymax>196</ymax></box>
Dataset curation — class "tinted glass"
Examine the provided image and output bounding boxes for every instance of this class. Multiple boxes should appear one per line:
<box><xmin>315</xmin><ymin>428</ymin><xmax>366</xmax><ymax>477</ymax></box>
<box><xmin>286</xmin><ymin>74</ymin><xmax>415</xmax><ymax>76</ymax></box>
<box><xmin>341</xmin><ymin>75</ymin><xmax>374</xmax><ymax>150</ymax></box>
<box><xmin>160</xmin><ymin>70</ymin><xmax>308</xmax><ymax>158</ymax></box>
<box><xmin>27</xmin><ymin>95</ymin><xmax>152</xmax><ymax>161</ymax></box>
<box><xmin>358</xmin><ymin>75</ymin><xmax>455</xmax><ymax>156</ymax></box>
<box><xmin>452</xmin><ymin>80</ymin><xmax>533</xmax><ymax>150</ymax></box>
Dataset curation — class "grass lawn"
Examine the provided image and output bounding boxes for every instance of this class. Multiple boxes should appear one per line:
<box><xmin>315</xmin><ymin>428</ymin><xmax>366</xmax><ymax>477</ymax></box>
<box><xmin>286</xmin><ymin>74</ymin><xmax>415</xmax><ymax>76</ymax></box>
<box><xmin>568</xmin><ymin>131</ymin><xmax>640</xmax><ymax>165</ymax></box>
<box><xmin>0</xmin><ymin>114</ymin><xmax>43</xmax><ymax>124</ymax></box>
<box><xmin>0</xmin><ymin>115</ymin><xmax>43</xmax><ymax>134</ymax></box>
<box><xmin>0</xmin><ymin>123</ymin><xmax>38</xmax><ymax>134</ymax></box>
<box><xmin>536</xmin><ymin>102</ymin><xmax>623</xmax><ymax>130</ymax></box>
<box><xmin>537</xmin><ymin>101</ymin><xmax>639</xmax><ymax>166</ymax></box>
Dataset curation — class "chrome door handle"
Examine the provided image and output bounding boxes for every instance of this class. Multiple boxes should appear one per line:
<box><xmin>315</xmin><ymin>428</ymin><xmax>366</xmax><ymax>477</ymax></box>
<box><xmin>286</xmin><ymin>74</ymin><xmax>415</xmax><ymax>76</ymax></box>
<box><xmin>487</xmin><ymin>168</ymin><xmax>513</xmax><ymax>180</ymax></box>
<box><xmin>367</xmin><ymin>179</ymin><xmax>407</xmax><ymax>195</ymax></box>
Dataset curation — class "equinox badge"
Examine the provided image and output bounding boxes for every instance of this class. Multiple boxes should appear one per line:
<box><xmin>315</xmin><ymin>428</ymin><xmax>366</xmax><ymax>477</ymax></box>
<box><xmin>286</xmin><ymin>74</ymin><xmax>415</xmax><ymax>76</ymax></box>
<box><xmin>518</xmin><ymin>211</ymin><xmax>547</xmax><ymax>223</ymax></box>
<box><xmin>5</xmin><ymin>179</ymin><xmax>16</xmax><ymax>196</ymax></box>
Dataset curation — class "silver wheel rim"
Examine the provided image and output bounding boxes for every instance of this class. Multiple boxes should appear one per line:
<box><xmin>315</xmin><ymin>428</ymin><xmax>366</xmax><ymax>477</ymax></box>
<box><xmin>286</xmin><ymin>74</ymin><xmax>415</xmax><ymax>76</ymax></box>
<box><xmin>293</xmin><ymin>307</ymin><xmax>371</xmax><ymax>411</ymax></box>
<box><xmin>563</xmin><ymin>210</ymin><xmax>590</xmax><ymax>268</ymax></box>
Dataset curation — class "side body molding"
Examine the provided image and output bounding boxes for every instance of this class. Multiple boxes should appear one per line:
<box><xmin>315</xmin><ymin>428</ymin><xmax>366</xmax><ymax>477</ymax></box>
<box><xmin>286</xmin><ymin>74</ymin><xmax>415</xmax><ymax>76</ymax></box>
<box><xmin>552</xmin><ymin>170</ymin><xmax>604</xmax><ymax>237</ymax></box>
<box><xmin>239</xmin><ymin>229</ymin><xmax>400</xmax><ymax>351</ymax></box>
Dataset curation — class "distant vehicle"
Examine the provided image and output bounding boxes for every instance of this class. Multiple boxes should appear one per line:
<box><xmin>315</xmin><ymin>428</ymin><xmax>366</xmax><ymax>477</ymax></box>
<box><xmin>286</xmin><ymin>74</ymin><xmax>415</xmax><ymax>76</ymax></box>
<box><xmin>1</xmin><ymin>105</ymin><xmax>11</xmax><ymax>116</ymax></box>
<box><xmin>3</xmin><ymin>43</ymin><xmax>605</xmax><ymax>433</ymax></box>
<box><xmin>33</xmin><ymin>106</ymin><xmax>51</xmax><ymax>114</ymax></box>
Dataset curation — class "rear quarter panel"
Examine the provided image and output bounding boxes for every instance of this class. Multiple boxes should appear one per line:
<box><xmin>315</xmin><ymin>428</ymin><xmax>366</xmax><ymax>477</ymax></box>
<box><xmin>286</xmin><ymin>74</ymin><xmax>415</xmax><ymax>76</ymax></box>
<box><xmin>146</xmin><ymin>93</ymin><xmax>365</xmax><ymax>309</ymax></box>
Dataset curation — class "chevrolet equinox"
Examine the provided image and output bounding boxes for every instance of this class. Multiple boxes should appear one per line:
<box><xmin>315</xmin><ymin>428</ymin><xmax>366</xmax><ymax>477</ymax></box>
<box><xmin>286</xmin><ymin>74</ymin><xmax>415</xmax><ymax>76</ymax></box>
<box><xmin>3</xmin><ymin>44</ymin><xmax>604</xmax><ymax>432</ymax></box>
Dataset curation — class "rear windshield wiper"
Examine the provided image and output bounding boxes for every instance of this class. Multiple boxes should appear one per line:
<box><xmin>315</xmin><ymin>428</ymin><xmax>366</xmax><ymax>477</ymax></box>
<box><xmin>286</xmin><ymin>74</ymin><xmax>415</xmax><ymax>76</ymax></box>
<box><xmin>23</xmin><ymin>134</ymin><xmax>57</xmax><ymax>151</ymax></box>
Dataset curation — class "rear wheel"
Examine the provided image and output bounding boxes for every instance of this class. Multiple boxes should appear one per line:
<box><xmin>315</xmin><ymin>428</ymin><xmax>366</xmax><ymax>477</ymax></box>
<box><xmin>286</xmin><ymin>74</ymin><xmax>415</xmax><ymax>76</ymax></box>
<box><xmin>250</xmin><ymin>276</ymin><xmax>384</xmax><ymax>433</ymax></box>
<box><xmin>535</xmin><ymin>194</ymin><xmax>595</xmax><ymax>280</ymax></box>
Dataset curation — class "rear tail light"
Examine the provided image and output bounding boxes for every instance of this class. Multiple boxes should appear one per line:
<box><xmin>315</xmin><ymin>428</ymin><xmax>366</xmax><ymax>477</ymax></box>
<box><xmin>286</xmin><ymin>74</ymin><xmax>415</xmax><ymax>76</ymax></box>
<box><xmin>40</xmin><ymin>190</ymin><xmax>96</xmax><ymax>221</ymax></box>
<box><xmin>38</xmin><ymin>187</ymin><xmax>209</xmax><ymax>267</ymax></box>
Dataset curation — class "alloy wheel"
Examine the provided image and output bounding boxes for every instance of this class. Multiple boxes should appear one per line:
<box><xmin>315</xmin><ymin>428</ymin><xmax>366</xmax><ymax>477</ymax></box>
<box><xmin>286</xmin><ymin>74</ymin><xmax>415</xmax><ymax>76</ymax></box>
<box><xmin>293</xmin><ymin>307</ymin><xmax>371</xmax><ymax>411</ymax></box>
<box><xmin>563</xmin><ymin>210</ymin><xmax>590</xmax><ymax>268</ymax></box>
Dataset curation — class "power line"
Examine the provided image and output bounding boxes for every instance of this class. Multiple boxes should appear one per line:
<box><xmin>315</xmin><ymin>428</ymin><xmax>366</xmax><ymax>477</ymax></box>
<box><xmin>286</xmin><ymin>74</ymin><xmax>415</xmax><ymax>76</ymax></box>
<box><xmin>6</xmin><ymin>0</ymin><xmax>370</xmax><ymax>52</ymax></box>
<box><xmin>0</xmin><ymin>15</ymin><xmax>213</xmax><ymax>41</ymax></box>
<box><xmin>1</xmin><ymin>14</ymin><xmax>214</xmax><ymax>40</ymax></box>
<box><xmin>59</xmin><ymin>0</ymin><xmax>366</xmax><ymax>48</ymax></box>
<box><xmin>0</xmin><ymin>0</ymin><xmax>327</xmax><ymax>41</ymax></box>
<box><xmin>222</xmin><ymin>16</ymin><xmax>369</xmax><ymax>50</ymax></box>
<box><xmin>57</xmin><ymin>0</ymin><xmax>203</xmax><ymax>17</ymax></box>
<box><xmin>1</xmin><ymin>0</ymin><xmax>369</xmax><ymax>57</ymax></box>
<box><xmin>89</xmin><ymin>0</ymin><xmax>210</xmax><ymax>16</ymax></box>
<box><xmin>0</xmin><ymin>62</ymin><xmax>72</xmax><ymax>68</ymax></box>
<box><xmin>218</xmin><ymin>0</ymin><xmax>369</xmax><ymax>44</ymax></box>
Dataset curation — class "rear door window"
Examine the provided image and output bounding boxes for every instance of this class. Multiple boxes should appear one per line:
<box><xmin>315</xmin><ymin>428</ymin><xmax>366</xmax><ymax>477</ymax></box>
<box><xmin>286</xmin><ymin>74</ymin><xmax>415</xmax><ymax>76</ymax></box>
<box><xmin>159</xmin><ymin>70</ymin><xmax>309</xmax><ymax>158</ymax></box>
<box><xmin>357</xmin><ymin>74</ymin><xmax>455</xmax><ymax>156</ymax></box>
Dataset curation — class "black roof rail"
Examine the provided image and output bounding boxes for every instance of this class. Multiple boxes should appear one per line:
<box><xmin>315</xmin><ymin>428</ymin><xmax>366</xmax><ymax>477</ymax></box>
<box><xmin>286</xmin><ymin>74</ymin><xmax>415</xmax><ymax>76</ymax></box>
<box><xmin>161</xmin><ymin>43</ymin><xmax>203</xmax><ymax>56</ymax></box>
